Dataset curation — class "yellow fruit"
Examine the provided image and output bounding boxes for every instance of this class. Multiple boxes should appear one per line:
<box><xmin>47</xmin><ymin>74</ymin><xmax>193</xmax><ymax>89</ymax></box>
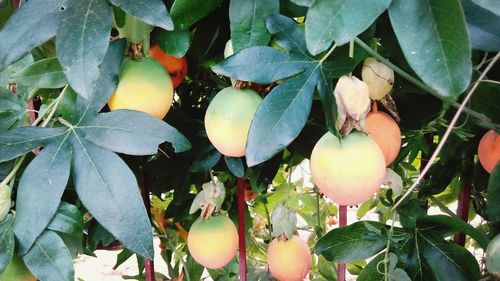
<box><xmin>0</xmin><ymin>256</ymin><xmax>36</xmax><ymax>281</ymax></box>
<box><xmin>108</xmin><ymin>57</ymin><xmax>173</xmax><ymax>119</ymax></box>
<box><xmin>204</xmin><ymin>87</ymin><xmax>262</xmax><ymax>157</ymax></box>
<box><xmin>362</xmin><ymin>57</ymin><xmax>394</xmax><ymax>100</ymax></box>
<box><xmin>310</xmin><ymin>132</ymin><xmax>386</xmax><ymax>205</ymax></box>
<box><xmin>267</xmin><ymin>235</ymin><xmax>311</xmax><ymax>281</ymax></box>
<box><xmin>478</xmin><ymin>130</ymin><xmax>500</xmax><ymax>174</ymax></box>
<box><xmin>187</xmin><ymin>215</ymin><xmax>238</xmax><ymax>269</ymax></box>
<box><xmin>365</xmin><ymin>111</ymin><xmax>401</xmax><ymax>166</ymax></box>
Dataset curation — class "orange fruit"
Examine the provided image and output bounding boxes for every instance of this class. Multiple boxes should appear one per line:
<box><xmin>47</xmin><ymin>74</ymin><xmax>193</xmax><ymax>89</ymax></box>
<box><xmin>267</xmin><ymin>235</ymin><xmax>311</xmax><ymax>281</ymax></box>
<box><xmin>365</xmin><ymin>111</ymin><xmax>401</xmax><ymax>166</ymax></box>
<box><xmin>478</xmin><ymin>130</ymin><xmax>500</xmax><ymax>174</ymax></box>
<box><xmin>150</xmin><ymin>44</ymin><xmax>188</xmax><ymax>88</ymax></box>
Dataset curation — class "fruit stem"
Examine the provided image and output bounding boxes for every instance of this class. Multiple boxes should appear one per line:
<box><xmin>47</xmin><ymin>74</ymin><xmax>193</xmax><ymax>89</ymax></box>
<box><xmin>383</xmin><ymin>213</ymin><xmax>397</xmax><ymax>281</ymax></box>
<box><xmin>391</xmin><ymin>52</ymin><xmax>500</xmax><ymax>211</ymax></box>
<box><xmin>371</xmin><ymin>100</ymin><xmax>379</xmax><ymax>113</ymax></box>
<box><xmin>353</xmin><ymin>37</ymin><xmax>496</xmax><ymax>129</ymax></box>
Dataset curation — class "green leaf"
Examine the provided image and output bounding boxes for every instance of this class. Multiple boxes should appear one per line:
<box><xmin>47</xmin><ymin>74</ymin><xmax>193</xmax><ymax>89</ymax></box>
<box><xmin>13</xmin><ymin>135</ymin><xmax>72</xmax><ymax>254</ymax></box>
<box><xmin>211</xmin><ymin>46</ymin><xmax>305</xmax><ymax>84</ymax></box>
<box><xmin>266</xmin><ymin>13</ymin><xmax>310</xmax><ymax>57</ymax></box>
<box><xmin>407</xmin><ymin>236</ymin><xmax>437</xmax><ymax>281</ymax></box>
<box><xmin>290</xmin><ymin>0</ymin><xmax>313</xmax><ymax>7</ymax></box>
<box><xmin>71</xmin><ymin>135</ymin><xmax>153</xmax><ymax>259</ymax></box>
<box><xmin>305</xmin><ymin>0</ymin><xmax>391</xmax><ymax>55</ymax></box>
<box><xmin>113</xmin><ymin>248</ymin><xmax>134</xmax><ymax>270</ymax></box>
<box><xmin>114</xmin><ymin>8</ymin><xmax>153</xmax><ymax>44</ymax></box>
<box><xmin>154</xmin><ymin>29</ymin><xmax>191</xmax><ymax>58</ymax></box>
<box><xmin>78</xmin><ymin>110</ymin><xmax>191</xmax><ymax>155</ymax></box>
<box><xmin>417</xmin><ymin>215</ymin><xmax>490</xmax><ymax>249</ymax></box>
<box><xmin>75</xmin><ymin>40</ymin><xmax>126</xmax><ymax>124</ymax></box>
<box><xmin>315</xmin><ymin>221</ymin><xmax>387</xmax><ymax>263</ymax></box>
<box><xmin>357</xmin><ymin>253</ymin><xmax>385</xmax><ymax>281</ymax></box>
<box><xmin>462</xmin><ymin>0</ymin><xmax>500</xmax><ymax>52</ymax></box>
<box><xmin>270</xmin><ymin>204</ymin><xmax>297</xmax><ymax>239</ymax></box>
<box><xmin>0</xmin><ymin>0</ymin><xmax>66</xmax><ymax>68</ymax></box>
<box><xmin>109</xmin><ymin>0</ymin><xmax>173</xmax><ymax>30</ymax></box>
<box><xmin>487</xmin><ymin>164</ymin><xmax>500</xmax><ymax>222</ymax></box>
<box><xmin>9</xmin><ymin>57</ymin><xmax>67</xmax><ymax>89</ymax></box>
<box><xmin>23</xmin><ymin>230</ymin><xmax>74</xmax><ymax>281</ymax></box>
<box><xmin>388</xmin><ymin>0</ymin><xmax>472</xmax><ymax>99</ymax></box>
<box><xmin>246</xmin><ymin>72</ymin><xmax>315</xmax><ymax>167</ymax></box>
<box><xmin>420</xmin><ymin>233</ymin><xmax>481</xmax><ymax>281</ymax></box>
<box><xmin>0</xmin><ymin>89</ymin><xmax>25</xmax><ymax>132</ymax></box>
<box><xmin>229</xmin><ymin>0</ymin><xmax>279</xmax><ymax>53</ymax></box>
<box><xmin>170</xmin><ymin>0</ymin><xmax>223</xmax><ymax>30</ymax></box>
<box><xmin>471</xmin><ymin>0</ymin><xmax>500</xmax><ymax>15</ymax></box>
<box><xmin>0</xmin><ymin>127</ymin><xmax>67</xmax><ymax>162</ymax></box>
<box><xmin>47</xmin><ymin>202</ymin><xmax>83</xmax><ymax>237</ymax></box>
<box><xmin>224</xmin><ymin>156</ymin><xmax>244</xmax><ymax>177</ymax></box>
<box><xmin>190</xmin><ymin>145</ymin><xmax>222</xmax><ymax>172</ymax></box>
<box><xmin>56</xmin><ymin>0</ymin><xmax>113</xmax><ymax>99</ymax></box>
<box><xmin>86</xmin><ymin>221</ymin><xmax>115</xmax><ymax>251</ymax></box>
<box><xmin>0</xmin><ymin>214</ymin><xmax>14</xmax><ymax>273</ymax></box>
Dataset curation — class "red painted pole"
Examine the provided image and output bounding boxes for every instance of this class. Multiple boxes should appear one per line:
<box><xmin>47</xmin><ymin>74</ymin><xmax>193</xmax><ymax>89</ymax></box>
<box><xmin>236</xmin><ymin>178</ymin><xmax>247</xmax><ymax>281</ymax></box>
<box><xmin>454</xmin><ymin>171</ymin><xmax>472</xmax><ymax>246</ymax></box>
<box><xmin>139</xmin><ymin>165</ymin><xmax>155</xmax><ymax>281</ymax></box>
<box><xmin>337</xmin><ymin>205</ymin><xmax>347</xmax><ymax>281</ymax></box>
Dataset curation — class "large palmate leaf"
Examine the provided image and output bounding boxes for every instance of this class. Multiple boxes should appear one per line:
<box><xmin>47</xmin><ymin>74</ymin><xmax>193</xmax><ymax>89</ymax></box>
<box><xmin>388</xmin><ymin>0</ymin><xmax>472</xmax><ymax>100</ymax></box>
<box><xmin>305</xmin><ymin>0</ymin><xmax>391</xmax><ymax>55</ymax></box>
<box><xmin>315</xmin><ymin>221</ymin><xmax>387</xmax><ymax>262</ymax></box>
<box><xmin>0</xmin><ymin>0</ymin><xmax>67</xmax><ymax>68</ymax></box>
<box><xmin>0</xmin><ymin>127</ymin><xmax>67</xmax><ymax>162</ymax></box>
<box><xmin>461</xmin><ymin>0</ymin><xmax>500</xmax><ymax>52</ymax></box>
<box><xmin>0</xmin><ymin>214</ymin><xmax>14</xmax><ymax>273</ymax></box>
<box><xmin>487</xmin><ymin>164</ymin><xmax>500</xmax><ymax>222</ymax></box>
<box><xmin>109</xmin><ymin>0</ymin><xmax>173</xmax><ymax>31</ymax></box>
<box><xmin>47</xmin><ymin>202</ymin><xmax>83</xmax><ymax>237</ymax></box>
<box><xmin>56</xmin><ymin>0</ymin><xmax>113</xmax><ymax>99</ymax></box>
<box><xmin>23</xmin><ymin>230</ymin><xmax>74</xmax><ymax>281</ymax></box>
<box><xmin>13</xmin><ymin>134</ymin><xmax>72</xmax><ymax>254</ymax></box>
<box><xmin>71</xmin><ymin>136</ymin><xmax>154</xmax><ymax>259</ymax></box>
<box><xmin>9</xmin><ymin>57</ymin><xmax>67</xmax><ymax>89</ymax></box>
<box><xmin>78</xmin><ymin>110</ymin><xmax>191</xmax><ymax>155</ymax></box>
<box><xmin>212</xmin><ymin>14</ymin><xmax>354</xmax><ymax>166</ymax></box>
<box><xmin>229</xmin><ymin>0</ymin><xmax>279</xmax><ymax>53</ymax></box>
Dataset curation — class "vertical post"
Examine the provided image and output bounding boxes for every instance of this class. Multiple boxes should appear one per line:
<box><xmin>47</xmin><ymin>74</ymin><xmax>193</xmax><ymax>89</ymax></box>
<box><xmin>236</xmin><ymin>178</ymin><xmax>247</xmax><ymax>281</ymax></box>
<box><xmin>337</xmin><ymin>205</ymin><xmax>347</xmax><ymax>281</ymax></box>
<box><xmin>454</xmin><ymin>166</ymin><xmax>473</xmax><ymax>246</ymax></box>
<box><xmin>139</xmin><ymin>165</ymin><xmax>155</xmax><ymax>281</ymax></box>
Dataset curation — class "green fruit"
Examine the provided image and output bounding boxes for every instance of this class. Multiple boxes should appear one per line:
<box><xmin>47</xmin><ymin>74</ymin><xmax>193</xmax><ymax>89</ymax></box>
<box><xmin>487</xmin><ymin>234</ymin><xmax>500</xmax><ymax>274</ymax></box>
<box><xmin>0</xmin><ymin>256</ymin><xmax>36</xmax><ymax>281</ymax></box>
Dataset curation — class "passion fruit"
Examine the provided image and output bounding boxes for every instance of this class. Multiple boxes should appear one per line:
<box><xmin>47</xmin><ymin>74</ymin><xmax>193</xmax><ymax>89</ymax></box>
<box><xmin>478</xmin><ymin>130</ymin><xmax>500</xmax><ymax>174</ymax></box>
<box><xmin>108</xmin><ymin>57</ymin><xmax>173</xmax><ymax>119</ymax></box>
<box><xmin>365</xmin><ymin>111</ymin><xmax>401</xmax><ymax>166</ymax></box>
<box><xmin>187</xmin><ymin>215</ymin><xmax>238</xmax><ymax>269</ymax></box>
<box><xmin>0</xmin><ymin>256</ymin><xmax>36</xmax><ymax>281</ymax></box>
<box><xmin>149</xmin><ymin>44</ymin><xmax>188</xmax><ymax>88</ymax></box>
<box><xmin>204</xmin><ymin>87</ymin><xmax>262</xmax><ymax>157</ymax></box>
<box><xmin>310</xmin><ymin>132</ymin><xmax>386</xmax><ymax>206</ymax></box>
<box><xmin>267</xmin><ymin>235</ymin><xmax>311</xmax><ymax>281</ymax></box>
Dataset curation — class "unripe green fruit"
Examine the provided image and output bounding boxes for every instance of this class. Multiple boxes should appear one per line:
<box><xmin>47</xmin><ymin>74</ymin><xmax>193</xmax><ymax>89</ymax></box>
<box><xmin>187</xmin><ymin>215</ymin><xmax>238</xmax><ymax>269</ymax></box>
<box><xmin>108</xmin><ymin>58</ymin><xmax>174</xmax><ymax>119</ymax></box>
<box><xmin>487</xmin><ymin>234</ymin><xmax>500</xmax><ymax>275</ymax></box>
<box><xmin>361</xmin><ymin>57</ymin><xmax>394</xmax><ymax>100</ymax></box>
<box><xmin>205</xmin><ymin>87</ymin><xmax>262</xmax><ymax>157</ymax></box>
<box><xmin>0</xmin><ymin>256</ymin><xmax>36</xmax><ymax>281</ymax></box>
<box><xmin>267</xmin><ymin>235</ymin><xmax>311</xmax><ymax>281</ymax></box>
<box><xmin>310</xmin><ymin>132</ymin><xmax>386</xmax><ymax>206</ymax></box>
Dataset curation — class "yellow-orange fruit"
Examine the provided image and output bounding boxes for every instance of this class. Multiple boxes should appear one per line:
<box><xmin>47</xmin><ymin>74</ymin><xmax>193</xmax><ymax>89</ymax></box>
<box><xmin>310</xmin><ymin>132</ymin><xmax>386</xmax><ymax>206</ymax></box>
<box><xmin>0</xmin><ymin>256</ymin><xmax>36</xmax><ymax>281</ymax></box>
<box><xmin>478</xmin><ymin>130</ymin><xmax>500</xmax><ymax>174</ymax></box>
<box><xmin>108</xmin><ymin>57</ymin><xmax>173</xmax><ymax>119</ymax></box>
<box><xmin>267</xmin><ymin>235</ymin><xmax>311</xmax><ymax>281</ymax></box>
<box><xmin>365</xmin><ymin>111</ymin><xmax>401</xmax><ymax>166</ymax></box>
<box><xmin>187</xmin><ymin>215</ymin><xmax>238</xmax><ymax>269</ymax></box>
<box><xmin>204</xmin><ymin>87</ymin><xmax>262</xmax><ymax>157</ymax></box>
<box><xmin>150</xmin><ymin>44</ymin><xmax>188</xmax><ymax>88</ymax></box>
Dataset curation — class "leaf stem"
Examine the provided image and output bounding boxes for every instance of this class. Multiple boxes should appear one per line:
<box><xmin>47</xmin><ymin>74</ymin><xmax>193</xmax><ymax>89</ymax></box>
<box><xmin>353</xmin><ymin>37</ymin><xmax>493</xmax><ymax>126</ymax></box>
<box><xmin>383</xmin><ymin>213</ymin><xmax>397</xmax><ymax>281</ymax></box>
<box><xmin>319</xmin><ymin>44</ymin><xmax>337</xmax><ymax>64</ymax></box>
<box><xmin>391</xmin><ymin>52</ymin><xmax>500</xmax><ymax>211</ymax></box>
<box><xmin>0</xmin><ymin>155</ymin><xmax>26</xmax><ymax>187</ymax></box>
